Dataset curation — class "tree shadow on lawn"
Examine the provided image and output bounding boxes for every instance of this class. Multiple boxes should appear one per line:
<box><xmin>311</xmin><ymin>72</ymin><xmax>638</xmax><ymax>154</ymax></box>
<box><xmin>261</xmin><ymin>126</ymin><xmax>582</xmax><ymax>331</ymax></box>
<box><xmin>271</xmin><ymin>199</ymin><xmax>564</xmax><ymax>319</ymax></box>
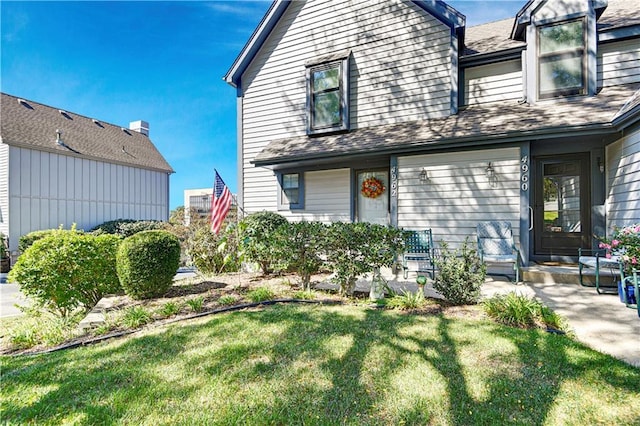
<box><xmin>3</xmin><ymin>304</ymin><xmax>639</xmax><ymax>424</ymax></box>
<box><xmin>1</xmin><ymin>329</ymin><xmax>198</xmax><ymax>425</ymax></box>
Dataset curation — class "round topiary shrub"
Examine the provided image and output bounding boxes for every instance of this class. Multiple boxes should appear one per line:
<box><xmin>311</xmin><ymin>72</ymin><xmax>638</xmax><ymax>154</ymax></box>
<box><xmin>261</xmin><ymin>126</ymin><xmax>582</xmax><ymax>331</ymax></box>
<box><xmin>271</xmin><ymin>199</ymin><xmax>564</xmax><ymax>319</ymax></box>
<box><xmin>116</xmin><ymin>230</ymin><xmax>181</xmax><ymax>299</ymax></box>
<box><xmin>8</xmin><ymin>231</ymin><xmax>121</xmax><ymax>317</ymax></box>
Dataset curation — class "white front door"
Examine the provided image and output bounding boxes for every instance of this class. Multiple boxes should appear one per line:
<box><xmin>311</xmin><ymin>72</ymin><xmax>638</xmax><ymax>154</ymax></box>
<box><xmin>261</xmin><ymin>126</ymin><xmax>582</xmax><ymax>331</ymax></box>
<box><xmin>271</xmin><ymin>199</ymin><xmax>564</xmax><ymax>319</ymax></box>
<box><xmin>357</xmin><ymin>170</ymin><xmax>389</xmax><ymax>225</ymax></box>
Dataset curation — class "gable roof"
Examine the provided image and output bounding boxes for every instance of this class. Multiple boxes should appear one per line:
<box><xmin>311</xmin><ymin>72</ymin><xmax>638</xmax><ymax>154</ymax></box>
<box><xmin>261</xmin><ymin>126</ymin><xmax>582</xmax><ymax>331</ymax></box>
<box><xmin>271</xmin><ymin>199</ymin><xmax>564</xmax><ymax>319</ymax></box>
<box><xmin>253</xmin><ymin>83</ymin><xmax>640</xmax><ymax>168</ymax></box>
<box><xmin>0</xmin><ymin>93</ymin><xmax>173</xmax><ymax>173</ymax></box>
<box><xmin>465</xmin><ymin>0</ymin><xmax>639</xmax><ymax>57</ymax></box>
<box><xmin>224</xmin><ymin>0</ymin><xmax>466</xmax><ymax>88</ymax></box>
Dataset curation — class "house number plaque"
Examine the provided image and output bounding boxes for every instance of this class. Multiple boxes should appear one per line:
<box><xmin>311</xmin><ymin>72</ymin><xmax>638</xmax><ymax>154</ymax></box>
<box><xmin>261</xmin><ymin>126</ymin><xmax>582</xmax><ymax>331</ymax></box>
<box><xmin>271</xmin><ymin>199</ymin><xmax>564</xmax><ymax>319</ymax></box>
<box><xmin>521</xmin><ymin>155</ymin><xmax>529</xmax><ymax>192</ymax></box>
<box><xmin>390</xmin><ymin>166</ymin><xmax>398</xmax><ymax>197</ymax></box>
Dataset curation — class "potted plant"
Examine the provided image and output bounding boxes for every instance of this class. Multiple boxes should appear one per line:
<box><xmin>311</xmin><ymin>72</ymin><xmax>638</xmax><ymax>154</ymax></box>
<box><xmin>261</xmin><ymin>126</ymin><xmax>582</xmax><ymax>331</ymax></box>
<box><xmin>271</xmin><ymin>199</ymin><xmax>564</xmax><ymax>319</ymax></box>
<box><xmin>0</xmin><ymin>232</ymin><xmax>9</xmax><ymax>273</ymax></box>
<box><xmin>599</xmin><ymin>224</ymin><xmax>640</xmax><ymax>304</ymax></box>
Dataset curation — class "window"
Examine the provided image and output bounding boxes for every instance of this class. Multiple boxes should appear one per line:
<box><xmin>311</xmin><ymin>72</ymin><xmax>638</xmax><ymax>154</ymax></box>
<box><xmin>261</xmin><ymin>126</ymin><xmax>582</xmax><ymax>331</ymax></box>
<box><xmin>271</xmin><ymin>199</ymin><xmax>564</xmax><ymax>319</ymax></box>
<box><xmin>538</xmin><ymin>19</ymin><xmax>586</xmax><ymax>99</ymax></box>
<box><xmin>306</xmin><ymin>55</ymin><xmax>349</xmax><ymax>135</ymax></box>
<box><xmin>278</xmin><ymin>172</ymin><xmax>304</xmax><ymax>210</ymax></box>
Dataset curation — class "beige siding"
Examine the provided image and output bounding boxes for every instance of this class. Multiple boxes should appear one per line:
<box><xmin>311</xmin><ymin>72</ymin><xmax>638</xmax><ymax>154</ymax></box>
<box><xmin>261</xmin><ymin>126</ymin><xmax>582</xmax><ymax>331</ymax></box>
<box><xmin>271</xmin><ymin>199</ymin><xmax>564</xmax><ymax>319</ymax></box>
<box><xmin>598</xmin><ymin>39</ymin><xmax>640</xmax><ymax>88</ymax></box>
<box><xmin>463</xmin><ymin>60</ymin><xmax>523</xmax><ymax>106</ymax></box>
<box><xmin>606</xmin><ymin>127</ymin><xmax>640</xmax><ymax>229</ymax></box>
<box><xmin>7</xmin><ymin>146</ymin><xmax>169</xmax><ymax>252</ymax></box>
<box><xmin>0</xmin><ymin>142</ymin><xmax>8</xmax><ymax>239</ymax></box>
<box><xmin>397</xmin><ymin>147</ymin><xmax>521</xmax><ymax>247</ymax></box>
<box><xmin>241</xmin><ymin>0</ymin><xmax>452</xmax><ymax>213</ymax></box>
<box><xmin>282</xmin><ymin>169</ymin><xmax>351</xmax><ymax>223</ymax></box>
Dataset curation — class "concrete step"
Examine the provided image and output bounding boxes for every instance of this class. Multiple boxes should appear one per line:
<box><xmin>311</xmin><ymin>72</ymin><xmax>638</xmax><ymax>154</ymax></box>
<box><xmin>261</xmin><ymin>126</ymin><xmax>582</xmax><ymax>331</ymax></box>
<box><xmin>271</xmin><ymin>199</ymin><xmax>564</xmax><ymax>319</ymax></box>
<box><xmin>522</xmin><ymin>264</ymin><xmax>619</xmax><ymax>286</ymax></box>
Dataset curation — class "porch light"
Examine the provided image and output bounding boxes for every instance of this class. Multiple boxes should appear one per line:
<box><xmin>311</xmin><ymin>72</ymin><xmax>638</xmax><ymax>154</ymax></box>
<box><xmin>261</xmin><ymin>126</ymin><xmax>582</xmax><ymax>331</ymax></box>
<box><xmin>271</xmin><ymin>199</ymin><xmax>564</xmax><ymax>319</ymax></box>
<box><xmin>419</xmin><ymin>168</ymin><xmax>429</xmax><ymax>183</ymax></box>
<box><xmin>485</xmin><ymin>162</ymin><xmax>495</xmax><ymax>179</ymax></box>
<box><xmin>598</xmin><ymin>157</ymin><xmax>604</xmax><ymax>173</ymax></box>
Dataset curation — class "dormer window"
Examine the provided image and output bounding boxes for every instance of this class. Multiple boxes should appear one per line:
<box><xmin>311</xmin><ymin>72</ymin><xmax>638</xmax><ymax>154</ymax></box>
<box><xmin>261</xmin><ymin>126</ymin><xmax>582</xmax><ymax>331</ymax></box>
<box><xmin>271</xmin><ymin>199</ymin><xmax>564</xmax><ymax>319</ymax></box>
<box><xmin>538</xmin><ymin>19</ymin><xmax>586</xmax><ymax>99</ymax></box>
<box><xmin>306</xmin><ymin>52</ymin><xmax>350</xmax><ymax>135</ymax></box>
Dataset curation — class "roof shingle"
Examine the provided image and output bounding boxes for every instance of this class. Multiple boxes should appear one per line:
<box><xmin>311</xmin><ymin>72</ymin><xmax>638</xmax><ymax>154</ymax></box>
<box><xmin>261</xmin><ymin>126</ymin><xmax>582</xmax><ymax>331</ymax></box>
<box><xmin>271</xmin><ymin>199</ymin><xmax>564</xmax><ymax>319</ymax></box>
<box><xmin>253</xmin><ymin>83</ymin><xmax>640</xmax><ymax>166</ymax></box>
<box><xmin>1</xmin><ymin>93</ymin><xmax>173</xmax><ymax>173</ymax></box>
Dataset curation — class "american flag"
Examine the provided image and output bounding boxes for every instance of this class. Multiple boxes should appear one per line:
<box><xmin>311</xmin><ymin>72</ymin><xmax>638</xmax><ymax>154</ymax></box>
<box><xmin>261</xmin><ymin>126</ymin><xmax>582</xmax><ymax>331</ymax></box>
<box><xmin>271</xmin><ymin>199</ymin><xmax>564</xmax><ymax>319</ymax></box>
<box><xmin>210</xmin><ymin>170</ymin><xmax>232</xmax><ymax>234</ymax></box>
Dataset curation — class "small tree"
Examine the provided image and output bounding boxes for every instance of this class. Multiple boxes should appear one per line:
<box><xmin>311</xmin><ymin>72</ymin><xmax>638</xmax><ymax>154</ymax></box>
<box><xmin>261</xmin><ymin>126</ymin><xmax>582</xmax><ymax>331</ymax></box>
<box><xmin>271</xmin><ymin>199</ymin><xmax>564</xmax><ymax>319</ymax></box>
<box><xmin>323</xmin><ymin>222</ymin><xmax>368</xmax><ymax>295</ymax></box>
<box><xmin>238</xmin><ymin>211</ymin><xmax>289</xmax><ymax>274</ymax></box>
<box><xmin>276</xmin><ymin>221</ymin><xmax>326</xmax><ymax>290</ymax></box>
<box><xmin>433</xmin><ymin>238</ymin><xmax>486</xmax><ymax>305</ymax></box>
<box><xmin>8</xmin><ymin>230</ymin><xmax>121</xmax><ymax>317</ymax></box>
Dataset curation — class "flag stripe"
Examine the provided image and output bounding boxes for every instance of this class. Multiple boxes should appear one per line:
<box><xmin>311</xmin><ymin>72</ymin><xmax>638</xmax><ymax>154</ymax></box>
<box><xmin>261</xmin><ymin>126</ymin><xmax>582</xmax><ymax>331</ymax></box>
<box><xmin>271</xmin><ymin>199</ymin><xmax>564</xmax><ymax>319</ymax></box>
<box><xmin>210</xmin><ymin>170</ymin><xmax>232</xmax><ymax>234</ymax></box>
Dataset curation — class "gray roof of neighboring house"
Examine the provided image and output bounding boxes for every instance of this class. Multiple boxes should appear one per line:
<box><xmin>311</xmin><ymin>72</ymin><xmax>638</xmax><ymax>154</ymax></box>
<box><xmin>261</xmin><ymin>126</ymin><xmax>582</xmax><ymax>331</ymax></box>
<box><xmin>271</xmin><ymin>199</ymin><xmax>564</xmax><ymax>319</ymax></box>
<box><xmin>253</xmin><ymin>83</ymin><xmax>640</xmax><ymax>167</ymax></box>
<box><xmin>463</xmin><ymin>0</ymin><xmax>639</xmax><ymax>57</ymax></box>
<box><xmin>0</xmin><ymin>93</ymin><xmax>173</xmax><ymax>173</ymax></box>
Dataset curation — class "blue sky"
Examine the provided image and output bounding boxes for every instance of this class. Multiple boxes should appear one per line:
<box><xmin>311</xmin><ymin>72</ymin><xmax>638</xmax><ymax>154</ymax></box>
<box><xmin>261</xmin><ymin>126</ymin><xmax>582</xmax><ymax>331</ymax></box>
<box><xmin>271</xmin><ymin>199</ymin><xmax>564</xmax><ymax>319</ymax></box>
<box><xmin>1</xmin><ymin>1</ymin><xmax>524</xmax><ymax>210</ymax></box>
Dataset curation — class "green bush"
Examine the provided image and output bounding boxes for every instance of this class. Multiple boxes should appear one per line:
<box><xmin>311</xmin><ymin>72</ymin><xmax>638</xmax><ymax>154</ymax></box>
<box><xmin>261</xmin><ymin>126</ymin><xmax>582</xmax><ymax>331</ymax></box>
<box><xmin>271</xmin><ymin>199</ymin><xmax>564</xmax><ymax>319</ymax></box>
<box><xmin>323</xmin><ymin>223</ymin><xmax>405</xmax><ymax>295</ymax></box>
<box><xmin>239</xmin><ymin>211</ymin><xmax>289</xmax><ymax>274</ymax></box>
<box><xmin>483</xmin><ymin>292</ymin><xmax>568</xmax><ymax>330</ymax></box>
<box><xmin>247</xmin><ymin>287</ymin><xmax>275</xmax><ymax>302</ymax></box>
<box><xmin>9</xmin><ymin>231</ymin><xmax>121</xmax><ymax>317</ymax></box>
<box><xmin>188</xmin><ymin>224</ymin><xmax>241</xmax><ymax>275</ymax></box>
<box><xmin>91</xmin><ymin>219</ymin><xmax>165</xmax><ymax>237</ymax></box>
<box><xmin>275</xmin><ymin>221</ymin><xmax>326</xmax><ymax>290</ymax></box>
<box><xmin>116</xmin><ymin>230</ymin><xmax>181</xmax><ymax>300</ymax></box>
<box><xmin>386</xmin><ymin>290</ymin><xmax>427</xmax><ymax>310</ymax></box>
<box><xmin>433</xmin><ymin>238</ymin><xmax>486</xmax><ymax>306</ymax></box>
<box><xmin>18</xmin><ymin>228</ymin><xmax>83</xmax><ymax>253</ymax></box>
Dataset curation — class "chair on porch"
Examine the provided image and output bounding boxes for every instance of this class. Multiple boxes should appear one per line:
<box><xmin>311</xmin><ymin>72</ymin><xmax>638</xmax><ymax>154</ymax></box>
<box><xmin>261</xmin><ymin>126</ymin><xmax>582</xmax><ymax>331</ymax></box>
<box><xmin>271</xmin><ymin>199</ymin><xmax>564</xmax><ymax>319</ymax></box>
<box><xmin>402</xmin><ymin>229</ymin><xmax>436</xmax><ymax>280</ymax></box>
<box><xmin>476</xmin><ymin>221</ymin><xmax>521</xmax><ymax>283</ymax></box>
<box><xmin>577</xmin><ymin>248</ymin><xmax>620</xmax><ymax>294</ymax></box>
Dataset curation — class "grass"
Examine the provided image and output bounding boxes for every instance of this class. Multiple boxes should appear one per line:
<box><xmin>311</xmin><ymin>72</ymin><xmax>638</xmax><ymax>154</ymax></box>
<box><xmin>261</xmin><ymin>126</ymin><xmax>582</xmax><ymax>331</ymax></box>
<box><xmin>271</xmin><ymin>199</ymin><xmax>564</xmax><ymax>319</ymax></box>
<box><xmin>1</xmin><ymin>304</ymin><xmax>639</xmax><ymax>425</ymax></box>
<box><xmin>483</xmin><ymin>292</ymin><xmax>569</xmax><ymax>331</ymax></box>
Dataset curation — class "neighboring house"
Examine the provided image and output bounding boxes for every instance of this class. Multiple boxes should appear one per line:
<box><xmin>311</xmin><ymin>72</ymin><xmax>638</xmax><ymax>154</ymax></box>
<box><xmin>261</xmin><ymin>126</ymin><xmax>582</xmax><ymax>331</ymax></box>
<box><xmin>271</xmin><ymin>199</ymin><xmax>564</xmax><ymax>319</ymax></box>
<box><xmin>0</xmin><ymin>93</ymin><xmax>174</xmax><ymax>261</ymax></box>
<box><xmin>183</xmin><ymin>188</ymin><xmax>238</xmax><ymax>226</ymax></box>
<box><xmin>225</xmin><ymin>0</ymin><xmax>639</xmax><ymax>264</ymax></box>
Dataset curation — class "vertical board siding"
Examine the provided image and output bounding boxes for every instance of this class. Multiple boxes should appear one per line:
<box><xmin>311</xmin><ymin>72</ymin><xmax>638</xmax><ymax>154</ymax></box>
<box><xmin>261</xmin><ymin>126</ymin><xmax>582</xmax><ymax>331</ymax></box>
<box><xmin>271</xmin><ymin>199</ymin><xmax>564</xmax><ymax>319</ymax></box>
<box><xmin>397</xmin><ymin>147</ymin><xmax>521</xmax><ymax>247</ymax></box>
<box><xmin>463</xmin><ymin>60</ymin><xmax>523</xmax><ymax>106</ymax></box>
<box><xmin>6</xmin><ymin>146</ymin><xmax>169</xmax><ymax>252</ymax></box>
<box><xmin>241</xmin><ymin>0</ymin><xmax>452</xmax><ymax>213</ymax></box>
<box><xmin>283</xmin><ymin>169</ymin><xmax>351</xmax><ymax>223</ymax></box>
<box><xmin>606</xmin><ymin>127</ymin><xmax>640</xmax><ymax>229</ymax></box>
<box><xmin>0</xmin><ymin>142</ymin><xmax>9</xmax><ymax>237</ymax></box>
<box><xmin>598</xmin><ymin>39</ymin><xmax>640</xmax><ymax>88</ymax></box>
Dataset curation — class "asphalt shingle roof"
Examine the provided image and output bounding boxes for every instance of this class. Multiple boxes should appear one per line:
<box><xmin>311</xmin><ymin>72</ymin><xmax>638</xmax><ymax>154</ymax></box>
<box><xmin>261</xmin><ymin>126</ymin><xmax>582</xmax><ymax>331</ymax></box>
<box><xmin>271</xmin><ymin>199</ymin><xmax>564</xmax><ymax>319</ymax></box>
<box><xmin>463</xmin><ymin>0</ymin><xmax>639</xmax><ymax>57</ymax></box>
<box><xmin>0</xmin><ymin>93</ymin><xmax>173</xmax><ymax>173</ymax></box>
<box><xmin>253</xmin><ymin>83</ymin><xmax>640</xmax><ymax>166</ymax></box>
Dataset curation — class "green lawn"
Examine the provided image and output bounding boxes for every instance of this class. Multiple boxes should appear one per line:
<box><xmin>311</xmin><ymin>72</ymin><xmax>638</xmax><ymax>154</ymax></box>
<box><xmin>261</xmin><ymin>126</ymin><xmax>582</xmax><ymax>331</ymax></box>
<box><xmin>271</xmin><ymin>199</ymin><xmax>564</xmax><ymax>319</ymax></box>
<box><xmin>2</xmin><ymin>304</ymin><xmax>639</xmax><ymax>425</ymax></box>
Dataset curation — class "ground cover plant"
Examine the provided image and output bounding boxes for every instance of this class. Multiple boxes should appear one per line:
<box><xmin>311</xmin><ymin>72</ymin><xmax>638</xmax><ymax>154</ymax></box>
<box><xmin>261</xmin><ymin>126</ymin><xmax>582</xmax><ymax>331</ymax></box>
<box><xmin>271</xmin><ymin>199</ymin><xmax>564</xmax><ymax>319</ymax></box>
<box><xmin>1</xmin><ymin>303</ymin><xmax>639</xmax><ymax>425</ymax></box>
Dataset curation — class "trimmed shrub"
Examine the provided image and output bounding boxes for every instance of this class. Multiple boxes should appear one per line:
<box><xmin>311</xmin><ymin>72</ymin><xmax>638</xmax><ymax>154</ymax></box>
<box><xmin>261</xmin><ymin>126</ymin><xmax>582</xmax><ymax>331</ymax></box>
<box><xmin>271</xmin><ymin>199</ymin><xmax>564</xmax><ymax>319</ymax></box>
<box><xmin>275</xmin><ymin>221</ymin><xmax>326</xmax><ymax>290</ymax></box>
<box><xmin>239</xmin><ymin>211</ymin><xmax>289</xmax><ymax>274</ymax></box>
<box><xmin>433</xmin><ymin>238</ymin><xmax>486</xmax><ymax>305</ymax></box>
<box><xmin>189</xmin><ymin>224</ymin><xmax>241</xmax><ymax>275</ymax></box>
<box><xmin>18</xmin><ymin>228</ymin><xmax>83</xmax><ymax>253</ymax></box>
<box><xmin>8</xmin><ymin>231</ymin><xmax>121</xmax><ymax>317</ymax></box>
<box><xmin>116</xmin><ymin>230</ymin><xmax>181</xmax><ymax>299</ymax></box>
<box><xmin>91</xmin><ymin>219</ymin><xmax>165</xmax><ymax>238</ymax></box>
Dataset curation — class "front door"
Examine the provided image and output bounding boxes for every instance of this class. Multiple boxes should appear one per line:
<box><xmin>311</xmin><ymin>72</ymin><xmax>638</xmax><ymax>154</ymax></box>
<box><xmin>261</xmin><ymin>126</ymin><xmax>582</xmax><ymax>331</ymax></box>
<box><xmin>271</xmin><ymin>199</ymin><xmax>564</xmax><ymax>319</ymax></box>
<box><xmin>533</xmin><ymin>154</ymin><xmax>591</xmax><ymax>257</ymax></box>
<box><xmin>357</xmin><ymin>170</ymin><xmax>389</xmax><ymax>225</ymax></box>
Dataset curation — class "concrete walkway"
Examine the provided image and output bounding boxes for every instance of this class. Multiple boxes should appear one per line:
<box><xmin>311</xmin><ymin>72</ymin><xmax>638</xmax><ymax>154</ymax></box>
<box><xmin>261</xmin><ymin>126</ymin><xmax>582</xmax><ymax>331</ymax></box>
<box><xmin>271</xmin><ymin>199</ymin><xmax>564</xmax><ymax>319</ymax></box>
<box><xmin>1</xmin><ymin>271</ymin><xmax>638</xmax><ymax>367</ymax></box>
<box><xmin>480</xmin><ymin>278</ymin><xmax>640</xmax><ymax>368</ymax></box>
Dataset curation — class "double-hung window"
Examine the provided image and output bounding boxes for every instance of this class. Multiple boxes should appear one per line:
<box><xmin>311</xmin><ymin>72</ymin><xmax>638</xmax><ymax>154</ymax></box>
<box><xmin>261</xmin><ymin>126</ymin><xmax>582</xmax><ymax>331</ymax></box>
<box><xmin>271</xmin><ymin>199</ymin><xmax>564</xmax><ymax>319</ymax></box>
<box><xmin>538</xmin><ymin>19</ymin><xmax>586</xmax><ymax>99</ymax></box>
<box><xmin>306</xmin><ymin>53</ymin><xmax>350</xmax><ymax>135</ymax></box>
<box><xmin>278</xmin><ymin>172</ymin><xmax>304</xmax><ymax>210</ymax></box>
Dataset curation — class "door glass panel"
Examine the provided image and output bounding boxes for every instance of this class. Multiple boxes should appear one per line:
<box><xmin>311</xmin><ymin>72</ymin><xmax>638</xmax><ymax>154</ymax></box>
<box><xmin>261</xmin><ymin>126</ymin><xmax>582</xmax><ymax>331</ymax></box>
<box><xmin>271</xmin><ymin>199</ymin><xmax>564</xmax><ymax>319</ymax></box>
<box><xmin>543</xmin><ymin>163</ymin><xmax>581</xmax><ymax>233</ymax></box>
<box><xmin>357</xmin><ymin>171</ymin><xmax>388</xmax><ymax>225</ymax></box>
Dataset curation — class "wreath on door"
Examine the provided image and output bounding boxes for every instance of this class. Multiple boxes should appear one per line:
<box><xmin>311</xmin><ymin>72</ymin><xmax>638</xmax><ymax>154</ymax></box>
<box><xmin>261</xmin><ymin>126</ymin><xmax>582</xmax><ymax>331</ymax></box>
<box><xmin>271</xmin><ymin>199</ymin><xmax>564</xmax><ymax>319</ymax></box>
<box><xmin>361</xmin><ymin>177</ymin><xmax>386</xmax><ymax>199</ymax></box>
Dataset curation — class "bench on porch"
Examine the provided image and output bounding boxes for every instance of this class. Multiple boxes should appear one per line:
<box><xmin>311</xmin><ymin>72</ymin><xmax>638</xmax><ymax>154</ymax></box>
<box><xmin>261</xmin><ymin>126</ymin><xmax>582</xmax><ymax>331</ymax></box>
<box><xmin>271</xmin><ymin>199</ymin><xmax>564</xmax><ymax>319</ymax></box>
<box><xmin>578</xmin><ymin>248</ymin><xmax>620</xmax><ymax>294</ymax></box>
<box><xmin>402</xmin><ymin>229</ymin><xmax>436</xmax><ymax>280</ymax></box>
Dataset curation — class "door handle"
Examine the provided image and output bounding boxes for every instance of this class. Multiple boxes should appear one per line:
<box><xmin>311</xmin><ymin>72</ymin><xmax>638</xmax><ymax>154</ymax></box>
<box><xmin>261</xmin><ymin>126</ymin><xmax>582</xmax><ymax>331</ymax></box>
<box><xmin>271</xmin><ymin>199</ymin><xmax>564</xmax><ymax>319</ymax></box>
<box><xmin>528</xmin><ymin>206</ymin><xmax>534</xmax><ymax>231</ymax></box>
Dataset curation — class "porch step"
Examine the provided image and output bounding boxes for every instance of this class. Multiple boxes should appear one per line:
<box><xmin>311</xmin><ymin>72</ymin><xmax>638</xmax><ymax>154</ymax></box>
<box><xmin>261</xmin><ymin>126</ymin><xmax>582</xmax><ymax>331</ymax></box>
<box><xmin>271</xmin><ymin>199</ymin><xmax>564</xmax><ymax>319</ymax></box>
<box><xmin>522</xmin><ymin>264</ymin><xmax>618</xmax><ymax>286</ymax></box>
